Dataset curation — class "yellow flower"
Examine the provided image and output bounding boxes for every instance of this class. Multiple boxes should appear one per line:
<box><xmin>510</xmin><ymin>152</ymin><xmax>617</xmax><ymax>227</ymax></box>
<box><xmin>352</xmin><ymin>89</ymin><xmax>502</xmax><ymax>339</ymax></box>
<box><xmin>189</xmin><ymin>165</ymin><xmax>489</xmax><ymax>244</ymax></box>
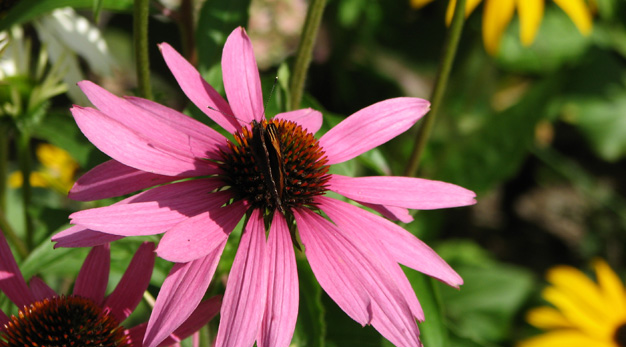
<box><xmin>519</xmin><ymin>259</ymin><xmax>626</xmax><ymax>347</ymax></box>
<box><xmin>9</xmin><ymin>143</ymin><xmax>78</xmax><ymax>194</ymax></box>
<box><xmin>410</xmin><ymin>0</ymin><xmax>593</xmax><ymax>55</ymax></box>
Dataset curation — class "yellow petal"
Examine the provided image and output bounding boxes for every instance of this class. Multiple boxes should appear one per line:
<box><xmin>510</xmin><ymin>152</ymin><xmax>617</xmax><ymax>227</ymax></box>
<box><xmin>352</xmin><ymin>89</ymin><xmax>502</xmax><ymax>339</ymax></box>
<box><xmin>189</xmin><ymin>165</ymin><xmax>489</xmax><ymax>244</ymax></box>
<box><xmin>516</xmin><ymin>0</ymin><xmax>544</xmax><ymax>46</ymax></box>
<box><xmin>517</xmin><ymin>329</ymin><xmax>614</xmax><ymax>347</ymax></box>
<box><xmin>29</xmin><ymin>172</ymin><xmax>49</xmax><ymax>188</ymax></box>
<box><xmin>8</xmin><ymin>171</ymin><xmax>23</xmax><ymax>188</ymax></box>
<box><xmin>546</xmin><ymin>265</ymin><xmax>609</xmax><ymax>318</ymax></box>
<box><xmin>36</xmin><ymin>143</ymin><xmax>73</xmax><ymax>170</ymax></box>
<box><xmin>553</xmin><ymin>0</ymin><xmax>593</xmax><ymax>35</ymax></box>
<box><xmin>594</xmin><ymin>259</ymin><xmax>626</xmax><ymax>320</ymax></box>
<box><xmin>526</xmin><ymin>306</ymin><xmax>573</xmax><ymax>329</ymax></box>
<box><xmin>543</xmin><ymin>286</ymin><xmax>614</xmax><ymax>339</ymax></box>
<box><xmin>445</xmin><ymin>0</ymin><xmax>483</xmax><ymax>25</ymax></box>
<box><xmin>481</xmin><ymin>0</ymin><xmax>516</xmax><ymax>54</ymax></box>
<box><xmin>411</xmin><ymin>0</ymin><xmax>437</xmax><ymax>9</ymax></box>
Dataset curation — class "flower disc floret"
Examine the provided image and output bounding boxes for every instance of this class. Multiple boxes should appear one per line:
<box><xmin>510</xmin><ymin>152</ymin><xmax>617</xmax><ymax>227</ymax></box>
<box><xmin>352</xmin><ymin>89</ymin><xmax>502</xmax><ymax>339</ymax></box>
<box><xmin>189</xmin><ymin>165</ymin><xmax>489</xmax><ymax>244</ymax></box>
<box><xmin>0</xmin><ymin>295</ymin><xmax>130</xmax><ymax>347</ymax></box>
<box><xmin>219</xmin><ymin>119</ymin><xmax>330</xmax><ymax>213</ymax></box>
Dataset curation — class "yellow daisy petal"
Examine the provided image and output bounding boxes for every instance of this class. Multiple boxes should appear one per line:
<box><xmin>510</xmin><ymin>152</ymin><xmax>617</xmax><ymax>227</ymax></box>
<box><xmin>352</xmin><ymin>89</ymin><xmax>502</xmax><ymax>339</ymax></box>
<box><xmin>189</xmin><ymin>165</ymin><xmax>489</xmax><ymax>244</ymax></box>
<box><xmin>543</xmin><ymin>286</ymin><xmax>614</xmax><ymax>339</ymax></box>
<box><xmin>516</xmin><ymin>0</ymin><xmax>544</xmax><ymax>46</ymax></box>
<box><xmin>8</xmin><ymin>171</ymin><xmax>23</xmax><ymax>188</ymax></box>
<box><xmin>517</xmin><ymin>329</ymin><xmax>614</xmax><ymax>347</ymax></box>
<box><xmin>546</xmin><ymin>265</ymin><xmax>610</xmax><ymax>318</ymax></box>
<box><xmin>30</xmin><ymin>172</ymin><xmax>49</xmax><ymax>188</ymax></box>
<box><xmin>594</xmin><ymin>259</ymin><xmax>626</xmax><ymax>320</ymax></box>
<box><xmin>481</xmin><ymin>0</ymin><xmax>516</xmax><ymax>55</ymax></box>
<box><xmin>411</xmin><ymin>0</ymin><xmax>436</xmax><ymax>9</ymax></box>
<box><xmin>552</xmin><ymin>0</ymin><xmax>593</xmax><ymax>36</ymax></box>
<box><xmin>526</xmin><ymin>306</ymin><xmax>573</xmax><ymax>329</ymax></box>
<box><xmin>445</xmin><ymin>0</ymin><xmax>483</xmax><ymax>25</ymax></box>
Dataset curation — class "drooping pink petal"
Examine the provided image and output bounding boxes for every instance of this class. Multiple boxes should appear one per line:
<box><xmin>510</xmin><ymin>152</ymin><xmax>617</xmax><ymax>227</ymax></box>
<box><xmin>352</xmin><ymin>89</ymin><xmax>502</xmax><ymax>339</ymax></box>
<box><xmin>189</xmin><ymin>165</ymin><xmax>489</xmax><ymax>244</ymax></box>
<box><xmin>79</xmin><ymin>81</ymin><xmax>224</xmax><ymax>161</ymax></box>
<box><xmin>319</xmin><ymin>98</ymin><xmax>430</xmax><ymax>165</ymax></box>
<box><xmin>0</xmin><ymin>310</ymin><xmax>9</xmax><ymax>330</ymax></box>
<box><xmin>73</xmin><ymin>244</ymin><xmax>110</xmax><ymax>303</ymax></box>
<box><xmin>328</xmin><ymin>175</ymin><xmax>476</xmax><ymax>210</ymax></box>
<box><xmin>69</xmin><ymin>160</ymin><xmax>182</xmax><ymax>201</ymax></box>
<box><xmin>157</xmin><ymin>201</ymin><xmax>247</xmax><ymax>263</ymax></box>
<box><xmin>222</xmin><ymin>27</ymin><xmax>264</xmax><ymax>123</ymax></box>
<box><xmin>358</xmin><ymin>202</ymin><xmax>414</xmax><ymax>223</ymax></box>
<box><xmin>72</xmin><ymin>106</ymin><xmax>214</xmax><ymax>176</ymax></box>
<box><xmin>103</xmin><ymin>242</ymin><xmax>155</xmax><ymax>323</ymax></box>
<box><xmin>258</xmin><ymin>213</ymin><xmax>298</xmax><ymax>347</ymax></box>
<box><xmin>158</xmin><ymin>296</ymin><xmax>222</xmax><ymax>346</ymax></box>
<box><xmin>274</xmin><ymin>108</ymin><xmax>323</xmax><ymax>134</ymax></box>
<box><xmin>293</xmin><ymin>208</ymin><xmax>421</xmax><ymax>347</ymax></box>
<box><xmin>143</xmin><ymin>244</ymin><xmax>226</xmax><ymax>347</ymax></box>
<box><xmin>215</xmin><ymin>209</ymin><xmax>269</xmax><ymax>347</ymax></box>
<box><xmin>69</xmin><ymin>179</ymin><xmax>228</xmax><ymax>236</ymax></box>
<box><xmin>159</xmin><ymin>42</ymin><xmax>239</xmax><ymax>133</ymax></box>
<box><xmin>316</xmin><ymin>196</ymin><xmax>462</xmax><ymax>287</ymax></box>
<box><xmin>317</xmin><ymin>197</ymin><xmax>423</xmax><ymax>320</ymax></box>
<box><xmin>52</xmin><ymin>226</ymin><xmax>124</xmax><ymax>248</ymax></box>
<box><xmin>28</xmin><ymin>277</ymin><xmax>56</xmax><ymax>300</ymax></box>
<box><xmin>0</xmin><ymin>231</ymin><xmax>35</xmax><ymax>307</ymax></box>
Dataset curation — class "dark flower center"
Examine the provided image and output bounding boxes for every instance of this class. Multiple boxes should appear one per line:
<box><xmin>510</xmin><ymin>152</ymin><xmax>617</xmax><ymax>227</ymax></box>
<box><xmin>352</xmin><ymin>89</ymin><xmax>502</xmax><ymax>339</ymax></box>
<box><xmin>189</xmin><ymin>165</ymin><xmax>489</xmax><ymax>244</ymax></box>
<box><xmin>219</xmin><ymin>119</ymin><xmax>330</xmax><ymax>214</ymax></box>
<box><xmin>0</xmin><ymin>295</ymin><xmax>131</xmax><ymax>347</ymax></box>
<box><xmin>615</xmin><ymin>322</ymin><xmax>626</xmax><ymax>347</ymax></box>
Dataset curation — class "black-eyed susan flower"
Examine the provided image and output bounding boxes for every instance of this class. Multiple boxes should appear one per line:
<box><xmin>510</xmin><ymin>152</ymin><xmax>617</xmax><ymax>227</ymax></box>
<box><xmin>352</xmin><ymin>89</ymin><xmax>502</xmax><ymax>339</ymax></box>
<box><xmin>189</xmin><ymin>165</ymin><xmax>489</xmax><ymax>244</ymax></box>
<box><xmin>519</xmin><ymin>259</ymin><xmax>626</xmax><ymax>347</ymax></box>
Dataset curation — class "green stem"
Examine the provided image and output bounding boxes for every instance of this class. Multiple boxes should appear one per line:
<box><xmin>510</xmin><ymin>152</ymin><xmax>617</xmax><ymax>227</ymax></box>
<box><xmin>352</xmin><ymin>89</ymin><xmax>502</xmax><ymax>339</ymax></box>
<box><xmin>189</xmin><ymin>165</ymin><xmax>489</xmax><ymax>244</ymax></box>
<box><xmin>288</xmin><ymin>0</ymin><xmax>327</xmax><ymax>111</ymax></box>
<box><xmin>0</xmin><ymin>209</ymin><xmax>28</xmax><ymax>259</ymax></box>
<box><xmin>0</xmin><ymin>134</ymin><xmax>7</xmax><ymax>214</ymax></box>
<box><xmin>16</xmin><ymin>131</ymin><xmax>33</xmax><ymax>251</ymax></box>
<box><xmin>404</xmin><ymin>0</ymin><xmax>466</xmax><ymax>177</ymax></box>
<box><xmin>179</xmin><ymin>0</ymin><xmax>196</xmax><ymax>64</ymax></box>
<box><xmin>134</xmin><ymin>0</ymin><xmax>152</xmax><ymax>99</ymax></box>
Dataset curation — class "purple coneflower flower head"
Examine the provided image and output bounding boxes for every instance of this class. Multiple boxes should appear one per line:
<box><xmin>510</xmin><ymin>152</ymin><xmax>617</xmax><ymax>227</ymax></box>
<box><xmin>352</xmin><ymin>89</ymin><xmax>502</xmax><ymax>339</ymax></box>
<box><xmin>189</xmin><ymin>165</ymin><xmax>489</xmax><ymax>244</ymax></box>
<box><xmin>0</xmin><ymin>231</ymin><xmax>220</xmax><ymax>346</ymax></box>
<box><xmin>53</xmin><ymin>26</ymin><xmax>476</xmax><ymax>347</ymax></box>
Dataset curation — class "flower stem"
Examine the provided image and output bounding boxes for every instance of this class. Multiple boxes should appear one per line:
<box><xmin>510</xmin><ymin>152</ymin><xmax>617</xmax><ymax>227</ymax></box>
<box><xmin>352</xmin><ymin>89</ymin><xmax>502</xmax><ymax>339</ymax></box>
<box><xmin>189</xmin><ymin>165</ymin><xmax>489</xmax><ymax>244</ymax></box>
<box><xmin>134</xmin><ymin>0</ymin><xmax>152</xmax><ymax>99</ymax></box>
<box><xmin>0</xmin><ymin>209</ymin><xmax>28</xmax><ymax>259</ymax></box>
<box><xmin>0</xmin><ymin>134</ymin><xmax>7</xmax><ymax>214</ymax></box>
<box><xmin>179</xmin><ymin>0</ymin><xmax>196</xmax><ymax>65</ymax></box>
<box><xmin>288</xmin><ymin>0</ymin><xmax>327</xmax><ymax>111</ymax></box>
<box><xmin>16</xmin><ymin>131</ymin><xmax>33</xmax><ymax>251</ymax></box>
<box><xmin>404</xmin><ymin>0</ymin><xmax>466</xmax><ymax>177</ymax></box>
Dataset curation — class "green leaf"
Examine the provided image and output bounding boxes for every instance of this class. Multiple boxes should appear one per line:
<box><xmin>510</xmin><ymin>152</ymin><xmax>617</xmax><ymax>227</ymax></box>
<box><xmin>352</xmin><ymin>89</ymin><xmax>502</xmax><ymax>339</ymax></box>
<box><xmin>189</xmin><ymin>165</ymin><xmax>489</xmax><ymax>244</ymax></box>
<box><xmin>407</xmin><ymin>272</ymin><xmax>449</xmax><ymax>347</ymax></box>
<box><xmin>19</xmin><ymin>236</ymin><xmax>88</xmax><ymax>280</ymax></box>
<box><xmin>294</xmin><ymin>256</ymin><xmax>326</xmax><ymax>347</ymax></box>
<box><xmin>0</xmin><ymin>0</ymin><xmax>133</xmax><ymax>32</ymax></box>
<box><xmin>196</xmin><ymin>0</ymin><xmax>251</xmax><ymax>84</ymax></box>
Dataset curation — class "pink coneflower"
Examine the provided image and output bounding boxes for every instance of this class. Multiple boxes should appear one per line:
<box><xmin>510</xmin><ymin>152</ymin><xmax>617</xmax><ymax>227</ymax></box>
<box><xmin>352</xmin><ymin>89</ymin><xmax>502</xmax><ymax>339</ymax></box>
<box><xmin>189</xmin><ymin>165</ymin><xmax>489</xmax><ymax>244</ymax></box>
<box><xmin>53</xmin><ymin>27</ymin><xmax>476</xmax><ymax>347</ymax></box>
<box><xmin>0</xmin><ymin>231</ymin><xmax>220</xmax><ymax>346</ymax></box>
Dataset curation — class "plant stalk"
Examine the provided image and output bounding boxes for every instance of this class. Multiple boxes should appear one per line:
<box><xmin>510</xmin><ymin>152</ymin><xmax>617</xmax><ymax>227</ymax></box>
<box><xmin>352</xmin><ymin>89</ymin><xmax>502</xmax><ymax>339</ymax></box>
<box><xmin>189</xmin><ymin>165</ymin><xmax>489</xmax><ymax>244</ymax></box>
<box><xmin>134</xmin><ymin>0</ymin><xmax>153</xmax><ymax>99</ymax></box>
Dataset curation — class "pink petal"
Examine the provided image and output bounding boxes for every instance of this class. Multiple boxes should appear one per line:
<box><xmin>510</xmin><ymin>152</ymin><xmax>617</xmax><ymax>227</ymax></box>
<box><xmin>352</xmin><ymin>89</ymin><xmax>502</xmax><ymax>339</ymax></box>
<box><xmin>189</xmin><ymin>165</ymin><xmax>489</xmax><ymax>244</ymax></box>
<box><xmin>28</xmin><ymin>277</ymin><xmax>56</xmax><ymax>301</ymax></box>
<box><xmin>157</xmin><ymin>201</ymin><xmax>247</xmax><ymax>262</ymax></box>
<box><xmin>222</xmin><ymin>27</ymin><xmax>264</xmax><ymax>123</ymax></box>
<box><xmin>317</xmin><ymin>197</ymin><xmax>423</xmax><ymax>320</ymax></box>
<box><xmin>69</xmin><ymin>160</ymin><xmax>181</xmax><ymax>201</ymax></box>
<box><xmin>159</xmin><ymin>296</ymin><xmax>222</xmax><ymax>346</ymax></box>
<box><xmin>79</xmin><ymin>81</ymin><xmax>224</xmax><ymax>162</ymax></box>
<box><xmin>103</xmin><ymin>242</ymin><xmax>155</xmax><ymax>322</ymax></box>
<box><xmin>52</xmin><ymin>226</ymin><xmax>124</xmax><ymax>248</ymax></box>
<box><xmin>257</xmin><ymin>213</ymin><xmax>298</xmax><ymax>347</ymax></box>
<box><xmin>0</xmin><ymin>231</ymin><xmax>35</xmax><ymax>307</ymax></box>
<box><xmin>159</xmin><ymin>42</ymin><xmax>239</xmax><ymax>133</ymax></box>
<box><xmin>319</xmin><ymin>98</ymin><xmax>430</xmax><ymax>165</ymax></box>
<box><xmin>73</xmin><ymin>244</ymin><xmax>110</xmax><ymax>303</ymax></box>
<box><xmin>215</xmin><ymin>209</ymin><xmax>268</xmax><ymax>347</ymax></box>
<box><xmin>124</xmin><ymin>96</ymin><xmax>227</xmax><ymax>160</ymax></box>
<box><xmin>274</xmin><ymin>108</ymin><xmax>323</xmax><ymax>134</ymax></box>
<box><xmin>143</xmin><ymin>245</ymin><xmax>226</xmax><ymax>347</ymax></box>
<box><xmin>358</xmin><ymin>202</ymin><xmax>414</xmax><ymax>223</ymax></box>
<box><xmin>316</xmin><ymin>196</ymin><xmax>462</xmax><ymax>287</ymax></box>
<box><xmin>69</xmin><ymin>179</ymin><xmax>228</xmax><ymax>236</ymax></box>
<box><xmin>72</xmin><ymin>106</ymin><xmax>215</xmax><ymax>176</ymax></box>
<box><xmin>293</xmin><ymin>208</ymin><xmax>421</xmax><ymax>347</ymax></box>
<box><xmin>328</xmin><ymin>175</ymin><xmax>476</xmax><ymax>210</ymax></box>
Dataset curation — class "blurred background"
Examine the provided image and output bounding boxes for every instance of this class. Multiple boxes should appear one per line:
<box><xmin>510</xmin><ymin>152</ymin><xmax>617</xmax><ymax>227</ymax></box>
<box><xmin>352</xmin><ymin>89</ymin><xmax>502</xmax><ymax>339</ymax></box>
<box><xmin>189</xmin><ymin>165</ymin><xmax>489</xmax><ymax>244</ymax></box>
<box><xmin>1</xmin><ymin>0</ymin><xmax>625</xmax><ymax>346</ymax></box>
